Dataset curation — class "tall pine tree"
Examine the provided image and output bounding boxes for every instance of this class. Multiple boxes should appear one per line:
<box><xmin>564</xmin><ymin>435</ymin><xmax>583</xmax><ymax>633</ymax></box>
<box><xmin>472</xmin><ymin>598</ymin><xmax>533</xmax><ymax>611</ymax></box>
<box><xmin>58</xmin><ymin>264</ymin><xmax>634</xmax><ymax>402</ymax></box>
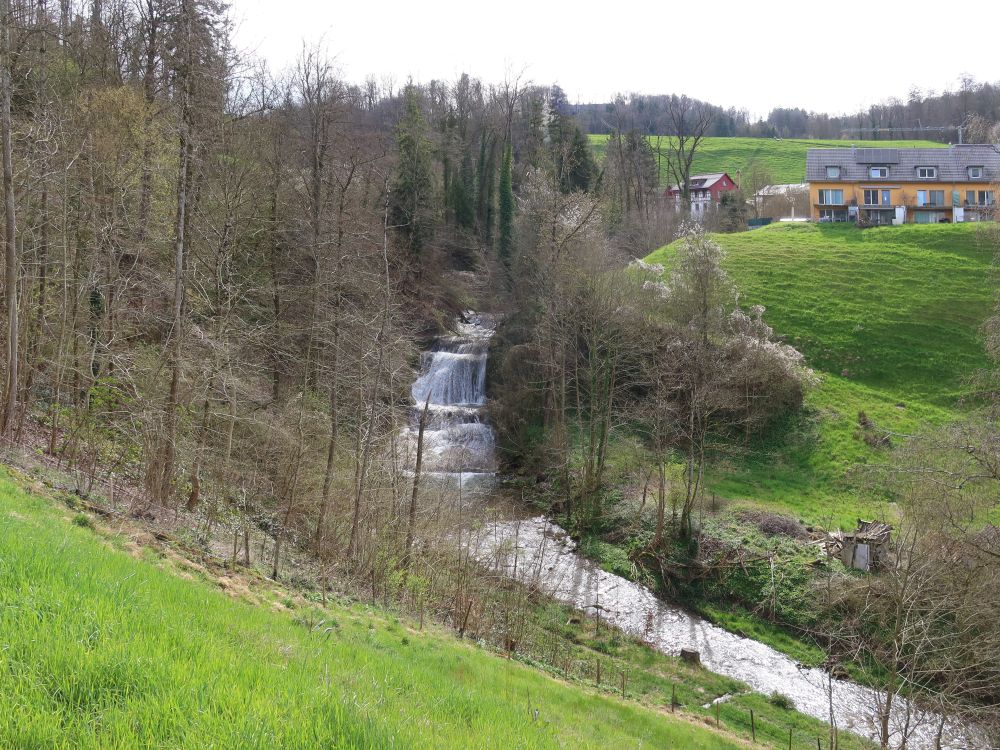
<box><xmin>498</xmin><ymin>141</ymin><xmax>514</xmax><ymax>269</ymax></box>
<box><xmin>391</xmin><ymin>85</ymin><xmax>435</xmax><ymax>257</ymax></box>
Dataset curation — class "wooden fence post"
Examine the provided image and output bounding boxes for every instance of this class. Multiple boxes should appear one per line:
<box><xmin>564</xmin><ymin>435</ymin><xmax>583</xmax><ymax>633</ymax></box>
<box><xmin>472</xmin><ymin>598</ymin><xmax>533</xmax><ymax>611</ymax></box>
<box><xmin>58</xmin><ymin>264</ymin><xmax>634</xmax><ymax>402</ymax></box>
<box><xmin>750</xmin><ymin>708</ymin><xmax>756</xmax><ymax>742</ymax></box>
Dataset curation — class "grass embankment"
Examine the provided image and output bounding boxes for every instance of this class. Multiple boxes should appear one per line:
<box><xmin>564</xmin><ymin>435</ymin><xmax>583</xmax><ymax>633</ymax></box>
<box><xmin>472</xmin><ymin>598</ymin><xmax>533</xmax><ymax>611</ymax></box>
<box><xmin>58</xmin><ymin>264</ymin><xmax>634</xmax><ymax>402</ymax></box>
<box><xmin>0</xmin><ymin>468</ymin><xmax>876</xmax><ymax>749</ymax></box>
<box><xmin>645</xmin><ymin>222</ymin><xmax>995</xmax><ymax>527</ymax></box>
<box><xmin>589</xmin><ymin>136</ymin><xmax>944</xmax><ymax>185</ymax></box>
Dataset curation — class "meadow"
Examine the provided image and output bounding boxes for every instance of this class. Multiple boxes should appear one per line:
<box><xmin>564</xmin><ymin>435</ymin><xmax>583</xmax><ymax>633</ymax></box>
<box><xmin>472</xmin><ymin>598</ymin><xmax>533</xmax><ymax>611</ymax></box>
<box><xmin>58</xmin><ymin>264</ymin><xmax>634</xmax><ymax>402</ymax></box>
<box><xmin>644</xmin><ymin>222</ymin><xmax>995</xmax><ymax>526</ymax></box>
<box><xmin>1</xmin><ymin>467</ymin><xmax>872</xmax><ymax>750</ymax></box>
<box><xmin>589</xmin><ymin>135</ymin><xmax>945</xmax><ymax>185</ymax></box>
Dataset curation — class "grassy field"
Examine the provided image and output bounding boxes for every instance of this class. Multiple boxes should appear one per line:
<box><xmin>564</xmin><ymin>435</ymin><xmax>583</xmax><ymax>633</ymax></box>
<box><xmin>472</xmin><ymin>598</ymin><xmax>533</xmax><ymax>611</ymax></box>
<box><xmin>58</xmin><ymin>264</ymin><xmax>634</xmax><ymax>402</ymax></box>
<box><xmin>2</xmin><ymin>466</ymin><xmax>862</xmax><ymax>750</ymax></box>
<box><xmin>589</xmin><ymin>136</ymin><xmax>945</xmax><ymax>185</ymax></box>
<box><xmin>644</xmin><ymin>222</ymin><xmax>995</xmax><ymax>526</ymax></box>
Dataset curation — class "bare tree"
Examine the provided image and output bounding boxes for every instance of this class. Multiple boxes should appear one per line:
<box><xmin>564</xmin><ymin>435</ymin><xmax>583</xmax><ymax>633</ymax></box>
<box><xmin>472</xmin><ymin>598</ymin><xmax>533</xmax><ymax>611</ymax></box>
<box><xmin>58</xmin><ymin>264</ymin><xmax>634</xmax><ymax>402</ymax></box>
<box><xmin>0</xmin><ymin>0</ymin><xmax>17</xmax><ymax>441</ymax></box>
<box><xmin>663</xmin><ymin>95</ymin><xmax>714</xmax><ymax>207</ymax></box>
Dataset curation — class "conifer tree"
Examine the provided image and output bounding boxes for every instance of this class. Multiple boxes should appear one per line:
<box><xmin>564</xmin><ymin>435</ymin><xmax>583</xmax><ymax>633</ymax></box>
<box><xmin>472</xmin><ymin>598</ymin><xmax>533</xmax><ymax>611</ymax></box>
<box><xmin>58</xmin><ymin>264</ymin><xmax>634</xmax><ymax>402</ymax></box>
<box><xmin>498</xmin><ymin>141</ymin><xmax>513</xmax><ymax>267</ymax></box>
<box><xmin>391</xmin><ymin>85</ymin><xmax>435</xmax><ymax>257</ymax></box>
<box><xmin>448</xmin><ymin>151</ymin><xmax>475</xmax><ymax>229</ymax></box>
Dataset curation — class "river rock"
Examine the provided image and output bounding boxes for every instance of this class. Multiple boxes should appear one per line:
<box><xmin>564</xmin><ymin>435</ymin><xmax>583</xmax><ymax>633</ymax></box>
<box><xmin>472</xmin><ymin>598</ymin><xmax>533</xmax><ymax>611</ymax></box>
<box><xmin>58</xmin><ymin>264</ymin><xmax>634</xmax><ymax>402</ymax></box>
<box><xmin>680</xmin><ymin>648</ymin><xmax>701</xmax><ymax>666</ymax></box>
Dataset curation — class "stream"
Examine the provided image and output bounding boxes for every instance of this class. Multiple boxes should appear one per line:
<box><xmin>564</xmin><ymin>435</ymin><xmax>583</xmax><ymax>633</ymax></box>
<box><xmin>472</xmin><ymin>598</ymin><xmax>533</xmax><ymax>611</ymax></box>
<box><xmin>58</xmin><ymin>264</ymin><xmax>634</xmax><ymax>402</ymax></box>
<box><xmin>405</xmin><ymin>312</ymin><xmax>983</xmax><ymax>750</ymax></box>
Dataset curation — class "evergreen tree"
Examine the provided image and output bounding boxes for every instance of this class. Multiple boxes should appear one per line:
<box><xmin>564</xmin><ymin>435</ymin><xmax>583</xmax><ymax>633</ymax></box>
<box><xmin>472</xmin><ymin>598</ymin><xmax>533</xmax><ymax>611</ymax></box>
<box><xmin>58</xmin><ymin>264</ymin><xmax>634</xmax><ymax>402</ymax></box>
<box><xmin>392</xmin><ymin>85</ymin><xmax>435</xmax><ymax>257</ymax></box>
<box><xmin>448</xmin><ymin>150</ymin><xmax>475</xmax><ymax>229</ymax></box>
<box><xmin>476</xmin><ymin>131</ymin><xmax>497</xmax><ymax>243</ymax></box>
<box><xmin>498</xmin><ymin>141</ymin><xmax>514</xmax><ymax>268</ymax></box>
<box><xmin>563</xmin><ymin>126</ymin><xmax>597</xmax><ymax>193</ymax></box>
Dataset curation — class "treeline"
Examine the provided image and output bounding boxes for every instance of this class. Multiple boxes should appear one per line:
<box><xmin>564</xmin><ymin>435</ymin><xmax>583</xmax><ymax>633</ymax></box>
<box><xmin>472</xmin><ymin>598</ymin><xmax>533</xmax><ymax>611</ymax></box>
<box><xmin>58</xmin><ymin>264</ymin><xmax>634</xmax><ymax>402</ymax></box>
<box><xmin>0</xmin><ymin>0</ymin><xmax>618</xmax><ymax>586</ymax></box>
<box><xmin>575</xmin><ymin>77</ymin><xmax>1000</xmax><ymax>141</ymax></box>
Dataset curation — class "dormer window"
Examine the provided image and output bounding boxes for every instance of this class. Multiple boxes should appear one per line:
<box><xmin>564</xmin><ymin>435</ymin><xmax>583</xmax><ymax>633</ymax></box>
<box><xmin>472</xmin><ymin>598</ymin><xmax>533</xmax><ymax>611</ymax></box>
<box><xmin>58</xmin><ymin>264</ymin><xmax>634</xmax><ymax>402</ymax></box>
<box><xmin>969</xmin><ymin>166</ymin><xmax>984</xmax><ymax>179</ymax></box>
<box><xmin>826</xmin><ymin>166</ymin><xmax>841</xmax><ymax>178</ymax></box>
<box><xmin>870</xmin><ymin>166</ymin><xmax>888</xmax><ymax>178</ymax></box>
<box><xmin>917</xmin><ymin>166</ymin><xmax>937</xmax><ymax>179</ymax></box>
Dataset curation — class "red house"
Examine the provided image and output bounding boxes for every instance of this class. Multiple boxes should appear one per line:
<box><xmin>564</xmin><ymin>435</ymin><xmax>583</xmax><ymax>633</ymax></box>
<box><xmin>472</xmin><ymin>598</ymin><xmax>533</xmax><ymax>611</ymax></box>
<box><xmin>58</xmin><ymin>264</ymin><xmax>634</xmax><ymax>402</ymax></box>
<box><xmin>666</xmin><ymin>172</ymin><xmax>739</xmax><ymax>218</ymax></box>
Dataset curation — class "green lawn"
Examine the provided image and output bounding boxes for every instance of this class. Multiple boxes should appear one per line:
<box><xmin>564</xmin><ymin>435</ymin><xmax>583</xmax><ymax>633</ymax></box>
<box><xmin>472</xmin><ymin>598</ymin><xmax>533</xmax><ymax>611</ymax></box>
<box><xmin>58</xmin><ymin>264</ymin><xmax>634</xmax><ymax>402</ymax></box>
<box><xmin>645</xmin><ymin>223</ymin><xmax>995</xmax><ymax>527</ymax></box>
<box><xmin>0</xmin><ymin>469</ymin><xmax>753</xmax><ymax>750</ymax></box>
<box><xmin>589</xmin><ymin>136</ymin><xmax>945</xmax><ymax>185</ymax></box>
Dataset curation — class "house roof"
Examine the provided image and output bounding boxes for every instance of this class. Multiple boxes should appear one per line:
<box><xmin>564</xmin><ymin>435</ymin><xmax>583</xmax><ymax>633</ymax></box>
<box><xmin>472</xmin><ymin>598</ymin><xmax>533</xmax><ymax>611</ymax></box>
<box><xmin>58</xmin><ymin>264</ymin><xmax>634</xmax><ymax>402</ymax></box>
<box><xmin>805</xmin><ymin>144</ymin><xmax>1000</xmax><ymax>182</ymax></box>
<box><xmin>667</xmin><ymin>173</ymin><xmax>733</xmax><ymax>193</ymax></box>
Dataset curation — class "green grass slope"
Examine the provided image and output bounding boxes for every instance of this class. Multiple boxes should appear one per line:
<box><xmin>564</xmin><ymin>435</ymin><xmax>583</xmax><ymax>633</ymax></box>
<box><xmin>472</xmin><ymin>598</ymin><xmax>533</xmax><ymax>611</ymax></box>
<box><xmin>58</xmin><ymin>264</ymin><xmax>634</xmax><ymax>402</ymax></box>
<box><xmin>644</xmin><ymin>223</ymin><xmax>995</xmax><ymax>526</ymax></box>
<box><xmin>0</xmin><ymin>470</ymin><xmax>747</xmax><ymax>750</ymax></box>
<box><xmin>589</xmin><ymin>136</ymin><xmax>945</xmax><ymax>185</ymax></box>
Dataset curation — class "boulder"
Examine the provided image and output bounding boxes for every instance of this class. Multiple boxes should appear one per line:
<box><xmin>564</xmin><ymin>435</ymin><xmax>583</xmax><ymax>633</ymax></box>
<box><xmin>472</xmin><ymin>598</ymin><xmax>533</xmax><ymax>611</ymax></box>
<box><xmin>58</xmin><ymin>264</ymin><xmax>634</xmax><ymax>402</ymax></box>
<box><xmin>680</xmin><ymin>648</ymin><xmax>701</xmax><ymax>667</ymax></box>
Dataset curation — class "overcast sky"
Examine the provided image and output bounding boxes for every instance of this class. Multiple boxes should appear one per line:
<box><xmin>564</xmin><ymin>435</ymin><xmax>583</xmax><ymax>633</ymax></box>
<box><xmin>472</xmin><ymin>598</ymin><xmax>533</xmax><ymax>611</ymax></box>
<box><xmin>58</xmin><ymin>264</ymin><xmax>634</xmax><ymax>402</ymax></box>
<box><xmin>230</xmin><ymin>0</ymin><xmax>1000</xmax><ymax>119</ymax></box>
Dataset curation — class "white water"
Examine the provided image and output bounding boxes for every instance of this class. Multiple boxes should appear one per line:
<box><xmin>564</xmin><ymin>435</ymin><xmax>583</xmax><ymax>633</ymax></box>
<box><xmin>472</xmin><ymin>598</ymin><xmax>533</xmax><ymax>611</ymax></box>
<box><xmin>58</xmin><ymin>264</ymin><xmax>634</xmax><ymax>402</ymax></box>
<box><xmin>405</xmin><ymin>312</ymin><xmax>985</xmax><ymax>750</ymax></box>
<box><xmin>404</xmin><ymin>313</ymin><xmax>499</xmax><ymax>480</ymax></box>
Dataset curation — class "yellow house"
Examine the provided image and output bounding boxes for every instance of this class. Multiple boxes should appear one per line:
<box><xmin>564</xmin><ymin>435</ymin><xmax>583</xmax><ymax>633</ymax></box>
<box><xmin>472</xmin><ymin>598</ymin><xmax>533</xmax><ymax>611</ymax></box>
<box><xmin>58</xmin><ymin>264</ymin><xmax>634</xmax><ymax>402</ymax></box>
<box><xmin>805</xmin><ymin>145</ymin><xmax>998</xmax><ymax>225</ymax></box>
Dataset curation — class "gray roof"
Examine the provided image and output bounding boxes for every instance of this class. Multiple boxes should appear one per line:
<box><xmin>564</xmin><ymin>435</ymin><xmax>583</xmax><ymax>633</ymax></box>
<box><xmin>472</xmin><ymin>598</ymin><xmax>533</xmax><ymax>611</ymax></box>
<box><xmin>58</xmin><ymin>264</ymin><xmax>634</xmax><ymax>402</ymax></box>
<box><xmin>806</xmin><ymin>144</ymin><xmax>1000</xmax><ymax>182</ymax></box>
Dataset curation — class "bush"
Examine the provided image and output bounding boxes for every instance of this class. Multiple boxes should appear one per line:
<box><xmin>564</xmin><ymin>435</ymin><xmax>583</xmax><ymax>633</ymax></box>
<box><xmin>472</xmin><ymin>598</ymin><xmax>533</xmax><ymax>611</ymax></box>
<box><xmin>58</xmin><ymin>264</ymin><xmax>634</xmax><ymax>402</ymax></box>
<box><xmin>768</xmin><ymin>691</ymin><xmax>795</xmax><ymax>710</ymax></box>
<box><xmin>71</xmin><ymin>513</ymin><xmax>93</xmax><ymax>529</ymax></box>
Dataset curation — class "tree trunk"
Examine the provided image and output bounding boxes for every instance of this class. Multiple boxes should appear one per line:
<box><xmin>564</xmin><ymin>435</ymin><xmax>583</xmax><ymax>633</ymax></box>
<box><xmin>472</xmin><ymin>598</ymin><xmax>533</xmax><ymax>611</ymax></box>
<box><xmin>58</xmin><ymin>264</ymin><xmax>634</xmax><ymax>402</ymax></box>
<box><xmin>1</xmin><ymin>0</ymin><xmax>18</xmax><ymax>441</ymax></box>
<box><xmin>157</xmin><ymin>0</ymin><xmax>194</xmax><ymax>505</ymax></box>
<box><xmin>405</xmin><ymin>397</ymin><xmax>431</xmax><ymax>568</ymax></box>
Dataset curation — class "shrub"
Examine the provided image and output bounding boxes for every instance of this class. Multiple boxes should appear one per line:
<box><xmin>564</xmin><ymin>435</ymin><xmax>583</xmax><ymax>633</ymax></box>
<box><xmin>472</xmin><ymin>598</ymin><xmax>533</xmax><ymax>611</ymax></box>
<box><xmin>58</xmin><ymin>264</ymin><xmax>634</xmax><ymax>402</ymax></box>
<box><xmin>769</xmin><ymin>691</ymin><xmax>795</xmax><ymax>710</ymax></box>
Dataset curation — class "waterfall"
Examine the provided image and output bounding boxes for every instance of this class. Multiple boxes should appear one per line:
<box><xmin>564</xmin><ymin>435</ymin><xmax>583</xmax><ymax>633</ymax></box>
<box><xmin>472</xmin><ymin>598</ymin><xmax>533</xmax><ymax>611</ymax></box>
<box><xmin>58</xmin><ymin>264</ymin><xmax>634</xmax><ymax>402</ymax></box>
<box><xmin>404</xmin><ymin>313</ymin><xmax>498</xmax><ymax>479</ymax></box>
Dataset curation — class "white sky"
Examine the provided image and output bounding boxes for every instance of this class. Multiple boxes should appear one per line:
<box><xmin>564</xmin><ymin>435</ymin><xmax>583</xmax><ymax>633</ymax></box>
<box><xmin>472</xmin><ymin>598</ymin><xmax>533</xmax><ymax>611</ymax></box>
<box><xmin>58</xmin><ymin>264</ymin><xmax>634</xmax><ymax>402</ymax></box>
<box><xmin>230</xmin><ymin>0</ymin><xmax>1000</xmax><ymax>119</ymax></box>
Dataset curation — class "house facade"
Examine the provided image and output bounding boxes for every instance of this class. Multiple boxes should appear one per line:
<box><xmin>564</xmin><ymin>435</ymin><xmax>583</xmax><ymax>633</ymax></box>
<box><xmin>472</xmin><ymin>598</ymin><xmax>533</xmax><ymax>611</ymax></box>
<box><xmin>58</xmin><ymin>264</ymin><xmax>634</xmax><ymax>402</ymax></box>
<box><xmin>666</xmin><ymin>172</ymin><xmax>739</xmax><ymax>218</ymax></box>
<box><xmin>805</xmin><ymin>145</ymin><xmax>998</xmax><ymax>225</ymax></box>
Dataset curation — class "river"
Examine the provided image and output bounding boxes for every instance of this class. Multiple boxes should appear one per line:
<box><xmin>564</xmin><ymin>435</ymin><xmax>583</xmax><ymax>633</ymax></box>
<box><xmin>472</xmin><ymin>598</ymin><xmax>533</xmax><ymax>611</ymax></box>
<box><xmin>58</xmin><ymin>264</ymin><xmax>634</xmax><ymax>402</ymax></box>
<box><xmin>404</xmin><ymin>312</ymin><xmax>983</xmax><ymax>750</ymax></box>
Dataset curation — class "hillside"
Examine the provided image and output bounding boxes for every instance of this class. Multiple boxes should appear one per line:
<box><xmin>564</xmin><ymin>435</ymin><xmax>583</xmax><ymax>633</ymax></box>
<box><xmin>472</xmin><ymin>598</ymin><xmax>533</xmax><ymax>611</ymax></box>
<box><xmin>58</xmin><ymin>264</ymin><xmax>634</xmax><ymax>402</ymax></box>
<box><xmin>0</xmin><ymin>468</ymin><xmax>812</xmax><ymax>750</ymax></box>
<box><xmin>589</xmin><ymin>136</ymin><xmax>945</xmax><ymax>185</ymax></box>
<box><xmin>644</xmin><ymin>223</ymin><xmax>995</xmax><ymax>526</ymax></box>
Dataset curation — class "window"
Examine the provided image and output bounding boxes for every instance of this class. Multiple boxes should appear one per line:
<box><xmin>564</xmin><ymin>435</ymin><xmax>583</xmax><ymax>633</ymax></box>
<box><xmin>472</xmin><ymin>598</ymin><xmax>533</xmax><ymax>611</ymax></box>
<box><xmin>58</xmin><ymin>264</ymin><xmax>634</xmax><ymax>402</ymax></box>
<box><xmin>915</xmin><ymin>211</ymin><xmax>945</xmax><ymax>224</ymax></box>
<box><xmin>864</xmin><ymin>189</ymin><xmax>891</xmax><ymax>206</ymax></box>
<box><xmin>967</xmin><ymin>190</ymin><xmax>995</xmax><ymax>206</ymax></box>
<box><xmin>818</xmin><ymin>189</ymin><xmax>844</xmax><ymax>205</ymax></box>
<box><xmin>917</xmin><ymin>190</ymin><xmax>945</xmax><ymax>207</ymax></box>
<box><xmin>826</xmin><ymin>166</ymin><xmax>841</xmax><ymax>178</ymax></box>
<box><xmin>968</xmin><ymin>166</ymin><xmax>984</xmax><ymax>179</ymax></box>
<box><xmin>819</xmin><ymin>208</ymin><xmax>848</xmax><ymax>222</ymax></box>
<box><xmin>916</xmin><ymin>166</ymin><xmax>937</xmax><ymax>179</ymax></box>
<box><xmin>869</xmin><ymin>166</ymin><xmax>888</xmax><ymax>178</ymax></box>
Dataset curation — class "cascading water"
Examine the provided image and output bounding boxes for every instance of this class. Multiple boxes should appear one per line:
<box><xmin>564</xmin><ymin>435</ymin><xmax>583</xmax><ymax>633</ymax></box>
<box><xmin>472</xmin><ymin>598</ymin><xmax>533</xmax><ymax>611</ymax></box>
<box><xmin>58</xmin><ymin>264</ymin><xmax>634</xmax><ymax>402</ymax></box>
<box><xmin>405</xmin><ymin>312</ymin><xmax>982</xmax><ymax>750</ymax></box>
<box><xmin>405</xmin><ymin>313</ymin><xmax>498</xmax><ymax>484</ymax></box>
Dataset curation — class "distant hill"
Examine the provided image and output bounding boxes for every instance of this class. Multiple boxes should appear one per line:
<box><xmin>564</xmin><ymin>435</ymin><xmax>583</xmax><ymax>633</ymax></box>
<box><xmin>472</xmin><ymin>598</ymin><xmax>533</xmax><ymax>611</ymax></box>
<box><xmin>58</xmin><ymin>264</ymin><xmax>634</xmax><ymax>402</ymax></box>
<box><xmin>645</xmin><ymin>223</ymin><xmax>994</xmax><ymax>526</ymax></box>
<box><xmin>590</xmin><ymin>136</ymin><xmax>946</xmax><ymax>185</ymax></box>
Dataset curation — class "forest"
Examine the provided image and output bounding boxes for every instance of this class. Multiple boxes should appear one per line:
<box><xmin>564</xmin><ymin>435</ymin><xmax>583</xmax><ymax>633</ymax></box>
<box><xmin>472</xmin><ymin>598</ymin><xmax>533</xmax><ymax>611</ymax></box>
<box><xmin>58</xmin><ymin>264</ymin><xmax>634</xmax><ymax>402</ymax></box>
<box><xmin>574</xmin><ymin>78</ymin><xmax>1000</xmax><ymax>142</ymax></box>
